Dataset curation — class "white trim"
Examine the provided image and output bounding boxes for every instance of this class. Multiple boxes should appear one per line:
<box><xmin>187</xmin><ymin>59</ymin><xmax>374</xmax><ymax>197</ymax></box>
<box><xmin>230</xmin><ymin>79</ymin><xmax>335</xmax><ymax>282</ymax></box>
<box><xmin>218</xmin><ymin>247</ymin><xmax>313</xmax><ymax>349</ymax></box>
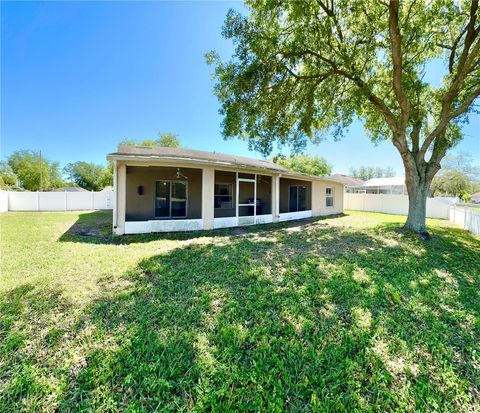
<box><xmin>124</xmin><ymin>219</ymin><xmax>204</xmax><ymax>234</ymax></box>
<box><xmin>214</xmin><ymin>217</ymin><xmax>239</xmax><ymax>229</ymax></box>
<box><xmin>278</xmin><ymin>210</ymin><xmax>312</xmax><ymax>222</ymax></box>
<box><xmin>213</xmin><ymin>214</ymin><xmax>273</xmax><ymax>229</ymax></box>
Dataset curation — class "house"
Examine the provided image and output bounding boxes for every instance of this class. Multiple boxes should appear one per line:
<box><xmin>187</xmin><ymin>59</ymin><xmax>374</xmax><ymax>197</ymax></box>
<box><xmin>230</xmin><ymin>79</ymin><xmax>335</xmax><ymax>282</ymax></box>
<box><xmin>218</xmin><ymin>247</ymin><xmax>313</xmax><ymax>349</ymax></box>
<box><xmin>53</xmin><ymin>186</ymin><xmax>89</xmax><ymax>192</ymax></box>
<box><xmin>471</xmin><ymin>192</ymin><xmax>480</xmax><ymax>204</ymax></box>
<box><xmin>348</xmin><ymin>176</ymin><xmax>407</xmax><ymax>195</ymax></box>
<box><xmin>107</xmin><ymin>146</ymin><xmax>345</xmax><ymax>234</ymax></box>
<box><xmin>329</xmin><ymin>174</ymin><xmax>365</xmax><ymax>192</ymax></box>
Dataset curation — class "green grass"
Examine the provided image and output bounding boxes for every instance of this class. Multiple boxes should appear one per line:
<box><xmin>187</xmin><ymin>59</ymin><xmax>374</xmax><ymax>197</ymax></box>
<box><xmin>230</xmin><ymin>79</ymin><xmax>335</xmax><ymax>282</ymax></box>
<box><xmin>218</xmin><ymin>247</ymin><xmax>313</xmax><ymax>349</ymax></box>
<box><xmin>1</xmin><ymin>210</ymin><xmax>479</xmax><ymax>412</ymax></box>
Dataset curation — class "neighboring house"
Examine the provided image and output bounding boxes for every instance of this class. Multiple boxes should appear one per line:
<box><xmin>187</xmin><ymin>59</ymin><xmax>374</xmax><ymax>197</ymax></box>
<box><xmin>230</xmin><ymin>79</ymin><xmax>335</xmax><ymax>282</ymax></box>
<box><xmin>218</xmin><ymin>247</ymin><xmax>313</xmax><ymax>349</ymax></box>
<box><xmin>471</xmin><ymin>192</ymin><xmax>480</xmax><ymax>204</ymax></box>
<box><xmin>53</xmin><ymin>186</ymin><xmax>89</xmax><ymax>192</ymax></box>
<box><xmin>329</xmin><ymin>174</ymin><xmax>365</xmax><ymax>192</ymax></box>
<box><xmin>348</xmin><ymin>176</ymin><xmax>407</xmax><ymax>195</ymax></box>
<box><xmin>107</xmin><ymin>146</ymin><xmax>344</xmax><ymax>234</ymax></box>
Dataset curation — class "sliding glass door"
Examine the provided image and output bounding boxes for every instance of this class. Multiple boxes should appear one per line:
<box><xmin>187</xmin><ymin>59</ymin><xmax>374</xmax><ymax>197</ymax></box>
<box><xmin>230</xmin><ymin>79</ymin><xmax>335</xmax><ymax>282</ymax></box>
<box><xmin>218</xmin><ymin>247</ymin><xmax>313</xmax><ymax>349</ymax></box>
<box><xmin>155</xmin><ymin>180</ymin><xmax>187</xmax><ymax>218</ymax></box>
<box><xmin>288</xmin><ymin>185</ymin><xmax>307</xmax><ymax>212</ymax></box>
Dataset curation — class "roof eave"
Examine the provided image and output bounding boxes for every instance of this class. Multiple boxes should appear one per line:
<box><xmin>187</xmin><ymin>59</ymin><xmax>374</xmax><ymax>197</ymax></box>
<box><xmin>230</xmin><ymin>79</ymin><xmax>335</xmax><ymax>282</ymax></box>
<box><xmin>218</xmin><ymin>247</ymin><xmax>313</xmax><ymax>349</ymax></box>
<box><xmin>106</xmin><ymin>153</ymin><xmax>345</xmax><ymax>184</ymax></box>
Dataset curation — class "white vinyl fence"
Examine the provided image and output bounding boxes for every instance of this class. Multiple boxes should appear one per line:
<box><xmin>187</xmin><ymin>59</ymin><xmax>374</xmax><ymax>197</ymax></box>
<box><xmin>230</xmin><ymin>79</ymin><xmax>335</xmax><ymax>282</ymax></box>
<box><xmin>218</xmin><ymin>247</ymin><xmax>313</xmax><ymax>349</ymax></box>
<box><xmin>344</xmin><ymin>193</ymin><xmax>480</xmax><ymax>236</ymax></box>
<box><xmin>0</xmin><ymin>190</ymin><xmax>113</xmax><ymax>212</ymax></box>
<box><xmin>344</xmin><ymin>193</ymin><xmax>450</xmax><ymax>219</ymax></box>
<box><xmin>449</xmin><ymin>205</ymin><xmax>480</xmax><ymax>236</ymax></box>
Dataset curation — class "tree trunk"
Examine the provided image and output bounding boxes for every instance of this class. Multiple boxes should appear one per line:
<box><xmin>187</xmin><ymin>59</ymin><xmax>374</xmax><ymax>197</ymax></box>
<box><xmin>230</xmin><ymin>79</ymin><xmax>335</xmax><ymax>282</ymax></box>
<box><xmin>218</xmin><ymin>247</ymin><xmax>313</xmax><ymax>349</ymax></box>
<box><xmin>403</xmin><ymin>163</ymin><xmax>432</xmax><ymax>239</ymax></box>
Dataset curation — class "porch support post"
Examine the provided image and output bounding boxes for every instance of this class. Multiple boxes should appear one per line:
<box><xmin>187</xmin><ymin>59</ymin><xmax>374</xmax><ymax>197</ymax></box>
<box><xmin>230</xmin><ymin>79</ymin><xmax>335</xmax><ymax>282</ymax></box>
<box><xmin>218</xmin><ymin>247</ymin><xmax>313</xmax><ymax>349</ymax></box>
<box><xmin>272</xmin><ymin>174</ymin><xmax>280</xmax><ymax>223</ymax></box>
<box><xmin>114</xmin><ymin>161</ymin><xmax>126</xmax><ymax>235</ymax></box>
<box><xmin>202</xmin><ymin>167</ymin><xmax>215</xmax><ymax>230</ymax></box>
<box><xmin>311</xmin><ymin>180</ymin><xmax>322</xmax><ymax>217</ymax></box>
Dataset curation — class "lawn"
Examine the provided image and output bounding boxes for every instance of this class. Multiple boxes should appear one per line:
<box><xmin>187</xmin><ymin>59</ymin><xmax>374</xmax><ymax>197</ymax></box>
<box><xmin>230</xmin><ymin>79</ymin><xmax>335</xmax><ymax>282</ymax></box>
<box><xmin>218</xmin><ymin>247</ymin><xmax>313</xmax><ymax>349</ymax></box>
<box><xmin>1</xmin><ymin>211</ymin><xmax>479</xmax><ymax>412</ymax></box>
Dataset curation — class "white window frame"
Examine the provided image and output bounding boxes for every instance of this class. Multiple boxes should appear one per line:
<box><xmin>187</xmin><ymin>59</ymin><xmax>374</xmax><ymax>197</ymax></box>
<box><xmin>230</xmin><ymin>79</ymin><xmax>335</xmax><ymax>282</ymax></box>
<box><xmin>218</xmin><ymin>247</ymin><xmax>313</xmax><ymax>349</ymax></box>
<box><xmin>154</xmin><ymin>179</ymin><xmax>188</xmax><ymax>219</ymax></box>
<box><xmin>214</xmin><ymin>182</ymin><xmax>234</xmax><ymax>209</ymax></box>
<box><xmin>326</xmin><ymin>186</ymin><xmax>334</xmax><ymax>208</ymax></box>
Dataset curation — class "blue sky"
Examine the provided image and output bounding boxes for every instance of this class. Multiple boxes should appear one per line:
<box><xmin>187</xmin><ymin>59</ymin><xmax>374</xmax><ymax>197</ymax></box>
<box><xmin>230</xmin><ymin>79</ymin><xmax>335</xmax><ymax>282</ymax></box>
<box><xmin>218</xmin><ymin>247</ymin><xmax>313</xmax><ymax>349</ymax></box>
<box><xmin>1</xmin><ymin>1</ymin><xmax>479</xmax><ymax>175</ymax></box>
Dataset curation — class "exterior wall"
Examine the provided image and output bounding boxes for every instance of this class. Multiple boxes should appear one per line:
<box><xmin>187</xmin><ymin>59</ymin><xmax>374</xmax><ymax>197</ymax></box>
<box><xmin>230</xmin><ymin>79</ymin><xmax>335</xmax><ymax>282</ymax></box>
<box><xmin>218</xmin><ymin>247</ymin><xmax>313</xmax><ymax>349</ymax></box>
<box><xmin>279</xmin><ymin>178</ymin><xmax>312</xmax><ymax>213</ymax></box>
<box><xmin>312</xmin><ymin>181</ymin><xmax>344</xmax><ymax>216</ymax></box>
<box><xmin>125</xmin><ymin>166</ymin><xmax>202</xmax><ymax>221</ymax></box>
<box><xmin>202</xmin><ymin>167</ymin><xmax>215</xmax><ymax>230</ymax></box>
<box><xmin>116</xmin><ymin>162</ymin><xmax>126</xmax><ymax>235</ymax></box>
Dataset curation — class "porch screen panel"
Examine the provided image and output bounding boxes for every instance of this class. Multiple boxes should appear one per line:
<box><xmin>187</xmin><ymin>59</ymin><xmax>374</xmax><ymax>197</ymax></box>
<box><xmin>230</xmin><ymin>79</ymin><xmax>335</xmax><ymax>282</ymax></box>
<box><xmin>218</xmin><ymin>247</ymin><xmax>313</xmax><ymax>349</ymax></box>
<box><xmin>171</xmin><ymin>181</ymin><xmax>187</xmax><ymax>217</ymax></box>
<box><xmin>155</xmin><ymin>181</ymin><xmax>170</xmax><ymax>217</ymax></box>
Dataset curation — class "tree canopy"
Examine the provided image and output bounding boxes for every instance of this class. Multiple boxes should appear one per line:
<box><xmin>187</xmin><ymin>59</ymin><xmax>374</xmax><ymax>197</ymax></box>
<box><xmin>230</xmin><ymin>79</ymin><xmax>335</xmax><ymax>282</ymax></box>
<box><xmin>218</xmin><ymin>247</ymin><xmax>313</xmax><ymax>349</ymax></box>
<box><xmin>208</xmin><ymin>0</ymin><xmax>480</xmax><ymax>235</ymax></box>
<box><xmin>274</xmin><ymin>154</ymin><xmax>331</xmax><ymax>176</ymax></box>
<box><xmin>0</xmin><ymin>161</ymin><xmax>19</xmax><ymax>189</ymax></box>
<box><xmin>431</xmin><ymin>170</ymin><xmax>472</xmax><ymax>200</ymax></box>
<box><xmin>8</xmin><ymin>150</ymin><xmax>64</xmax><ymax>191</ymax></box>
<box><xmin>350</xmin><ymin>166</ymin><xmax>396</xmax><ymax>181</ymax></box>
<box><xmin>63</xmin><ymin>161</ymin><xmax>113</xmax><ymax>191</ymax></box>
<box><xmin>120</xmin><ymin>132</ymin><xmax>181</xmax><ymax>148</ymax></box>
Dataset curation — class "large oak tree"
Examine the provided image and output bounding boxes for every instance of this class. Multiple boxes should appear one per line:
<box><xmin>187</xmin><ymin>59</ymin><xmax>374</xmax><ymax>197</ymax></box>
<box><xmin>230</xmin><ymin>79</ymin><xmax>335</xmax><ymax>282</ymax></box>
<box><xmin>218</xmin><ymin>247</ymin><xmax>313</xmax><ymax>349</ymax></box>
<box><xmin>207</xmin><ymin>0</ymin><xmax>480</xmax><ymax>237</ymax></box>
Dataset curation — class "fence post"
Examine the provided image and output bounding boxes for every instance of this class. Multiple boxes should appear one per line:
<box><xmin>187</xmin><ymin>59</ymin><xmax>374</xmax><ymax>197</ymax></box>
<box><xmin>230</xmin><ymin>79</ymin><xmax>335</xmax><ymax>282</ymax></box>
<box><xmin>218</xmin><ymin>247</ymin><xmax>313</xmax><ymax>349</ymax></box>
<box><xmin>464</xmin><ymin>206</ymin><xmax>468</xmax><ymax>229</ymax></box>
<box><xmin>37</xmin><ymin>191</ymin><xmax>40</xmax><ymax>211</ymax></box>
<box><xmin>64</xmin><ymin>190</ymin><xmax>68</xmax><ymax>211</ymax></box>
<box><xmin>91</xmin><ymin>190</ymin><xmax>94</xmax><ymax>210</ymax></box>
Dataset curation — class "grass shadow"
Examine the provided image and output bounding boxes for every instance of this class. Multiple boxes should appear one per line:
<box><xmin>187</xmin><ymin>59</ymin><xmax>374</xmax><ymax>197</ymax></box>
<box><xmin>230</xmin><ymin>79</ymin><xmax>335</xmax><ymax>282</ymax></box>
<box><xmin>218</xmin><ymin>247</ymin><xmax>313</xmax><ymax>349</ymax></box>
<box><xmin>54</xmin><ymin>221</ymin><xmax>480</xmax><ymax>411</ymax></box>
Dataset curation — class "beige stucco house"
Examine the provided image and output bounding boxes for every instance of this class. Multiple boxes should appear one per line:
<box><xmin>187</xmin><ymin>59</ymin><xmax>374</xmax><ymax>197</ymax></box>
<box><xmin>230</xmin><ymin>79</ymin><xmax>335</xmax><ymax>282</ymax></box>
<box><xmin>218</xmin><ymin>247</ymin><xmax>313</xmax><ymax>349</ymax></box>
<box><xmin>107</xmin><ymin>146</ymin><xmax>344</xmax><ymax>234</ymax></box>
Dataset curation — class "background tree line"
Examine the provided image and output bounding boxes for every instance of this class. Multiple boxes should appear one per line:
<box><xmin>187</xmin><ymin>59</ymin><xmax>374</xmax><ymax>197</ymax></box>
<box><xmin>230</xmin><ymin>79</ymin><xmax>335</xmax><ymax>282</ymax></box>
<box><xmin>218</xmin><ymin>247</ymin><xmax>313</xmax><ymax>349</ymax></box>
<box><xmin>0</xmin><ymin>132</ymin><xmax>181</xmax><ymax>191</ymax></box>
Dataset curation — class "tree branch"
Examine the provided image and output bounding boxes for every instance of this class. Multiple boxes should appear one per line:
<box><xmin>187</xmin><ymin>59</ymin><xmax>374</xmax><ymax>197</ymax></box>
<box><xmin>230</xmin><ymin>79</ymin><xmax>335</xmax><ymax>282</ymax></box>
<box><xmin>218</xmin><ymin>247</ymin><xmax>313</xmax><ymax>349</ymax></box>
<box><xmin>388</xmin><ymin>0</ymin><xmax>410</xmax><ymax>133</ymax></box>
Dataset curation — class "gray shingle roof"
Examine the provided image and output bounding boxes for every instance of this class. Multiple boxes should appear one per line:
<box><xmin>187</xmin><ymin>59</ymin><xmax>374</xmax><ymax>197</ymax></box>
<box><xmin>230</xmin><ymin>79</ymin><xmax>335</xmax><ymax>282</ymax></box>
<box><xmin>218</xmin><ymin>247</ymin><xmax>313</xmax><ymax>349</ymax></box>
<box><xmin>107</xmin><ymin>145</ymin><xmax>345</xmax><ymax>184</ymax></box>
<box><xmin>109</xmin><ymin>145</ymin><xmax>291</xmax><ymax>174</ymax></box>
<box><xmin>329</xmin><ymin>174</ymin><xmax>364</xmax><ymax>187</ymax></box>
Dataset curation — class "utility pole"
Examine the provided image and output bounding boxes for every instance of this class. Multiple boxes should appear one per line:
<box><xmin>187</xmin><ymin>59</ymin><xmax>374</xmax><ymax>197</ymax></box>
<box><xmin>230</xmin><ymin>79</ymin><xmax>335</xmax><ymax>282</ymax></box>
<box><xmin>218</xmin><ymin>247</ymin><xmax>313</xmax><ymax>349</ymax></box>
<box><xmin>39</xmin><ymin>150</ymin><xmax>43</xmax><ymax>192</ymax></box>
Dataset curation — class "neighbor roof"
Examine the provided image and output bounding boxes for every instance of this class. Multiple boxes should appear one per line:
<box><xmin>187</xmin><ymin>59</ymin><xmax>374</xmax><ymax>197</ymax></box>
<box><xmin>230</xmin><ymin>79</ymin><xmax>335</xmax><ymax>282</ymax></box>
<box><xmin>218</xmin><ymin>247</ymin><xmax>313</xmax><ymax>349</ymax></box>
<box><xmin>329</xmin><ymin>174</ymin><xmax>364</xmax><ymax>187</ymax></box>
<box><xmin>53</xmin><ymin>186</ymin><xmax>89</xmax><ymax>192</ymax></box>
<box><xmin>107</xmin><ymin>146</ymin><xmax>344</xmax><ymax>183</ymax></box>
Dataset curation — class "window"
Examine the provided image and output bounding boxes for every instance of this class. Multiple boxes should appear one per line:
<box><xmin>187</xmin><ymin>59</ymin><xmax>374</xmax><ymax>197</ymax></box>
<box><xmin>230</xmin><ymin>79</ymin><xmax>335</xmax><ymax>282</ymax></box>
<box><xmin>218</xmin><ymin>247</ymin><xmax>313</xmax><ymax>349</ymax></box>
<box><xmin>288</xmin><ymin>185</ymin><xmax>307</xmax><ymax>212</ymax></box>
<box><xmin>214</xmin><ymin>183</ymin><xmax>233</xmax><ymax>209</ymax></box>
<box><xmin>155</xmin><ymin>180</ymin><xmax>187</xmax><ymax>218</ymax></box>
<box><xmin>326</xmin><ymin>187</ymin><xmax>334</xmax><ymax>208</ymax></box>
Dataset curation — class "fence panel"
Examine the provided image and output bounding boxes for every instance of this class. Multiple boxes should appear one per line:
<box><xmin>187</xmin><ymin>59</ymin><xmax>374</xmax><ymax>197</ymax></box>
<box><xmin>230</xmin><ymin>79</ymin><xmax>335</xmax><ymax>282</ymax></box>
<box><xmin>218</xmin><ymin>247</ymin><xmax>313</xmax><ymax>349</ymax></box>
<box><xmin>344</xmin><ymin>193</ymin><xmax>449</xmax><ymax>219</ymax></box>
<box><xmin>39</xmin><ymin>192</ymin><xmax>67</xmax><ymax>211</ymax></box>
<box><xmin>0</xmin><ymin>191</ymin><xmax>8</xmax><ymax>212</ymax></box>
<box><xmin>8</xmin><ymin>192</ymin><xmax>39</xmax><ymax>211</ymax></box>
<box><xmin>2</xmin><ymin>190</ymin><xmax>114</xmax><ymax>212</ymax></box>
<box><xmin>449</xmin><ymin>206</ymin><xmax>480</xmax><ymax>236</ymax></box>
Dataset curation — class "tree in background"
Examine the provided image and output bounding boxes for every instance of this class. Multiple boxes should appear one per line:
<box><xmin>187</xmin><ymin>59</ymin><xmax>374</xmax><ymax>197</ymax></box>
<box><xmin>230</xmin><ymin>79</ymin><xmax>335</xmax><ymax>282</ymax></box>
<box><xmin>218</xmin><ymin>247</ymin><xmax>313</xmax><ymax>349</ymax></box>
<box><xmin>207</xmin><ymin>1</ymin><xmax>480</xmax><ymax>237</ymax></box>
<box><xmin>441</xmin><ymin>152</ymin><xmax>480</xmax><ymax>183</ymax></box>
<box><xmin>8</xmin><ymin>150</ymin><xmax>64</xmax><ymax>191</ymax></box>
<box><xmin>431</xmin><ymin>170</ymin><xmax>472</xmax><ymax>201</ymax></box>
<box><xmin>63</xmin><ymin>161</ymin><xmax>113</xmax><ymax>191</ymax></box>
<box><xmin>274</xmin><ymin>154</ymin><xmax>331</xmax><ymax>176</ymax></box>
<box><xmin>432</xmin><ymin>151</ymin><xmax>480</xmax><ymax>199</ymax></box>
<box><xmin>0</xmin><ymin>161</ymin><xmax>19</xmax><ymax>189</ymax></box>
<box><xmin>350</xmin><ymin>166</ymin><xmax>396</xmax><ymax>181</ymax></box>
<box><xmin>120</xmin><ymin>132</ymin><xmax>181</xmax><ymax>148</ymax></box>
